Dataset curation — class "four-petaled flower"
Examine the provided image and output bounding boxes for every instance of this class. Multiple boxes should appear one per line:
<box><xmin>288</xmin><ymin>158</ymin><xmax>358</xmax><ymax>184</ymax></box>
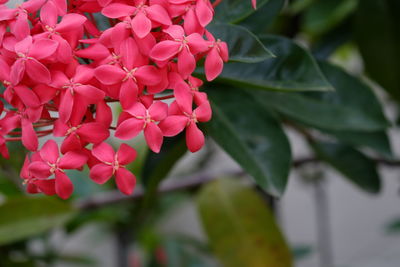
<box><xmin>28</xmin><ymin>140</ymin><xmax>88</xmax><ymax>199</ymax></box>
<box><xmin>90</xmin><ymin>142</ymin><xmax>137</xmax><ymax>195</ymax></box>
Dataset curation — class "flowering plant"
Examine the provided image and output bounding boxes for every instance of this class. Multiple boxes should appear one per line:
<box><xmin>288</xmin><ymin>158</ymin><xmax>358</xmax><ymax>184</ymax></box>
<box><xmin>0</xmin><ymin>0</ymin><xmax>258</xmax><ymax>199</ymax></box>
<box><xmin>0</xmin><ymin>0</ymin><xmax>398</xmax><ymax>266</ymax></box>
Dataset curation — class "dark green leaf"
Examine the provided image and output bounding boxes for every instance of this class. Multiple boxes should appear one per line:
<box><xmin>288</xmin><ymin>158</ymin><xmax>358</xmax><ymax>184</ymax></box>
<box><xmin>141</xmin><ymin>135</ymin><xmax>187</xmax><ymax>209</ymax></box>
<box><xmin>385</xmin><ymin>217</ymin><xmax>400</xmax><ymax>234</ymax></box>
<box><xmin>197</xmin><ymin>178</ymin><xmax>292</xmax><ymax>267</ymax></box>
<box><xmin>206</xmin><ymin>85</ymin><xmax>291</xmax><ymax>196</ymax></box>
<box><xmin>311</xmin><ymin>142</ymin><xmax>381</xmax><ymax>194</ymax></box>
<box><xmin>303</xmin><ymin>0</ymin><xmax>357</xmax><ymax>35</ymax></box>
<box><xmin>322</xmin><ymin>129</ymin><xmax>392</xmax><ymax>158</ymax></box>
<box><xmin>253</xmin><ymin>61</ymin><xmax>389</xmax><ymax>131</ymax></box>
<box><xmin>214</xmin><ymin>0</ymin><xmax>270</xmax><ymax>24</ymax></box>
<box><xmin>142</xmin><ymin>134</ymin><xmax>187</xmax><ymax>188</ymax></box>
<box><xmin>312</xmin><ymin>20</ymin><xmax>353</xmax><ymax>60</ymax></box>
<box><xmin>207</xmin><ymin>23</ymin><xmax>274</xmax><ymax>63</ymax></box>
<box><xmin>355</xmin><ymin>0</ymin><xmax>400</xmax><ymax>101</ymax></box>
<box><xmin>239</xmin><ymin>0</ymin><xmax>285</xmax><ymax>34</ymax></box>
<box><xmin>210</xmin><ymin>35</ymin><xmax>333</xmax><ymax>92</ymax></box>
<box><xmin>0</xmin><ymin>197</ymin><xmax>75</xmax><ymax>245</ymax></box>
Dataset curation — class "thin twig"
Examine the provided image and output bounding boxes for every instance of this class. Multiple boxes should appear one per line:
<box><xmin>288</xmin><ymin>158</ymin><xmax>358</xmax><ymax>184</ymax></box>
<box><xmin>76</xmin><ymin>156</ymin><xmax>400</xmax><ymax>210</ymax></box>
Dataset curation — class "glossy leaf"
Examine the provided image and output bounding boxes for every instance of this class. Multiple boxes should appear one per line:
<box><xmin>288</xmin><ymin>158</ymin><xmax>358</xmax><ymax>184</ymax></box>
<box><xmin>303</xmin><ymin>0</ymin><xmax>357</xmax><ymax>35</ymax></box>
<box><xmin>355</xmin><ymin>0</ymin><xmax>400</xmax><ymax>101</ymax></box>
<box><xmin>239</xmin><ymin>0</ymin><xmax>285</xmax><ymax>34</ymax></box>
<box><xmin>312</xmin><ymin>142</ymin><xmax>381</xmax><ymax>194</ymax></box>
<box><xmin>197</xmin><ymin>178</ymin><xmax>292</xmax><ymax>267</ymax></box>
<box><xmin>141</xmin><ymin>135</ymin><xmax>187</xmax><ymax>209</ymax></box>
<box><xmin>322</xmin><ymin>129</ymin><xmax>392</xmax><ymax>158</ymax></box>
<box><xmin>214</xmin><ymin>0</ymin><xmax>270</xmax><ymax>24</ymax></box>
<box><xmin>207</xmin><ymin>23</ymin><xmax>274</xmax><ymax>63</ymax></box>
<box><xmin>210</xmin><ymin>35</ymin><xmax>333</xmax><ymax>92</ymax></box>
<box><xmin>0</xmin><ymin>197</ymin><xmax>75</xmax><ymax>245</ymax></box>
<box><xmin>206</xmin><ymin>85</ymin><xmax>291</xmax><ymax>196</ymax></box>
<box><xmin>254</xmin><ymin>61</ymin><xmax>389</xmax><ymax>131</ymax></box>
<box><xmin>142</xmin><ymin>134</ymin><xmax>187</xmax><ymax>188</ymax></box>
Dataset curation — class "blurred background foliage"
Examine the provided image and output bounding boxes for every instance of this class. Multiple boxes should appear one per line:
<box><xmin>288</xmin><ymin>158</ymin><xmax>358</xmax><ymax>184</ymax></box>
<box><xmin>1</xmin><ymin>0</ymin><xmax>400</xmax><ymax>266</ymax></box>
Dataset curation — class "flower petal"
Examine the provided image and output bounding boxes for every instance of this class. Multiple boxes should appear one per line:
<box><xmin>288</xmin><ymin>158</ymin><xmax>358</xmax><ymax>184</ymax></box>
<box><xmin>59</xmin><ymin>90</ymin><xmax>74</xmax><ymax>123</ymax></box>
<box><xmin>135</xmin><ymin>65</ymin><xmax>161</xmax><ymax>86</ymax></box>
<box><xmin>131</xmin><ymin>11</ymin><xmax>151</xmax><ymax>39</ymax></box>
<box><xmin>150</xmin><ymin>40</ymin><xmax>180</xmax><ymax>61</ymax></box>
<box><xmin>158</xmin><ymin>115</ymin><xmax>188</xmax><ymax>136</ymax></box>
<box><xmin>40</xmin><ymin>140</ymin><xmax>59</xmax><ymax>163</ymax></box>
<box><xmin>117</xmin><ymin>143</ymin><xmax>136</xmax><ymax>165</ymax></box>
<box><xmin>144</xmin><ymin>122</ymin><xmax>163</xmax><ymax>153</ymax></box>
<box><xmin>186</xmin><ymin>122</ymin><xmax>204</xmax><ymax>152</ymax></box>
<box><xmin>115</xmin><ymin>168</ymin><xmax>136</xmax><ymax>195</ymax></box>
<box><xmin>149</xmin><ymin>101</ymin><xmax>168</xmax><ymax>121</ymax></box>
<box><xmin>29</xmin><ymin>39</ymin><xmax>58</xmax><ymax>60</ymax></box>
<box><xmin>55</xmin><ymin>170</ymin><xmax>74</xmax><ymax>199</ymax></box>
<box><xmin>92</xmin><ymin>142</ymin><xmax>115</xmax><ymax>163</ymax></box>
<box><xmin>26</xmin><ymin>59</ymin><xmax>51</xmax><ymax>84</ymax></box>
<box><xmin>28</xmin><ymin>161</ymin><xmax>51</xmax><ymax>178</ymax></box>
<box><xmin>78</xmin><ymin>122</ymin><xmax>110</xmax><ymax>144</ymax></box>
<box><xmin>58</xmin><ymin>151</ymin><xmax>88</xmax><ymax>169</ymax></box>
<box><xmin>56</xmin><ymin>13</ymin><xmax>87</xmax><ymax>32</ymax></box>
<box><xmin>205</xmin><ymin>47</ymin><xmax>223</xmax><ymax>81</ymax></box>
<box><xmin>21</xmin><ymin>119</ymin><xmax>38</xmax><ymax>151</ymax></box>
<box><xmin>115</xmin><ymin>118</ymin><xmax>145</xmax><ymax>140</ymax></box>
<box><xmin>94</xmin><ymin>65</ymin><xmax>125</xmax><ymax>85</ymax></box>
<box><xmin>89</xmin><ymin>163</ymin><xmax>113</xmax><ymax>184</ymax></box>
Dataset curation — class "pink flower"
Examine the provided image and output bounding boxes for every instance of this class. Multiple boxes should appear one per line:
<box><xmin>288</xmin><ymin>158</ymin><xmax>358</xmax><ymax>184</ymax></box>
<box><xmin>150</xmin><ymin>25</ymin><xmax>208</xmax><ymax>79</ymax></box>
<box><xmin>38</xmin><ymin>1</ymin><xmax>87</xmax><ymax>63</ymax></box>
<box><xmin>102</xmin><ymin>1</ymin><xmax>171</xmax><ymax>38</ymax></box>
<box><xmin>159</xmin><ymin>83</ymin><xmax>212</xmax><ymax>152</ymax></box>
<box><xmin>252</xmin><ymin>0</ymin><xmax>257</xmax><ymax>9</ymax></box>
<box><xmin>169</xmin><ymin>0</ymin><xmax>214</xmax><ymax>33</ymax></box>
<box><xmin>94</xmin><ymin>38</ymin><xmax>160</xmax><ymax>108</ymax></box>
<box><xmin>51</xmin><ymin>65</ymin><xmax>105</xmax><ymax>123</ymax></box>
<box><xmin>116</xmin><ymin>101</ymin><xmax>168</xmax><ymax>153</ymax></box>
<box><xmin>10</xmin><ymin>36</ymin><xmax>58</xmax><ymax>84</ymax></box>
<box><xmin>53</xmin><ymin>119</ymin><xmax>110</xmax><ymax>154</ymax></box>
<box><xmin>28</xmin><ymin>140</ymin><xmax>88</xmax><ymax>199</ymax></box>
<box><xmin>1</xmin><ymin>107</ymin><xmax>43</xmax><ymax>151</ymax></box>
<box><xmin>20</xmin><ymin>153</ymin><xmax>56</xmax><ymax>196</ymax></box>
<box><xmin>205</xmin><ymin>31</ymin><xmax>229</xmax><ymax>81</ymax></box>
<box><xmin>89</xmin><ymin>142</ymin><xmax>137</xmax><ymax>195</ymax></box>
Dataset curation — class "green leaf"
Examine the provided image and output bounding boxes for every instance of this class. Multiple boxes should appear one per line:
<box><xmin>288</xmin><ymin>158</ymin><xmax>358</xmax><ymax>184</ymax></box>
<box><xmin>239</xmin><ymin>0</ymin><xmax>285</xmax><ymax>34</ymax></box>
<box><xmin>0</xmin><ymin>197</ymin><xmax>75</xmax><ymax>245</ymax></box>
<box><xmin>303</xmin><ymin>0</ymin><xmax>357</xmax><ymax>35</ymax></box>
<box><xmin>385</xmin><ymin>217</ymin><xmax>400</xmax><ymax>234</ymax></box>
<box><xmin>312</xmin><ymin>20</ymin><xmax>352</xmax><ymax>60</ymax></box>
<box><xmin>141</xmin><ymin>135</ymin><xmax>187</xmax><ymax>209</ymax></box>
<box><xmin>321</xmin><ymin>129</ymin><xmax>392</xmax><ymax>158</ymax></box>
<box><xmin>196</xmin><ymin>178</ymin><xmax>292</xmax><ymax>267</ymax></box>
<box><xmin>253</xmin><ymin>61</ymin><xmax>390</xmax><ymax>131</ymax></box>
<box><xmin>209</xmin><ymin>35</ymin><xmax>333</xmax><ymax>92</ymax></box>
<box><xmin>355</xmin><ymin>0</ymin><xmax>400</xmax><ymax>101</ymax></box>
<box><xmin>206</xmin><ymin>85</ymin><xmax>291</xmax><ymax>196</ymax></box>
<box><xmin>214</xmin><ymin>0</ymin><xmax>270</xmax><ymax>24</ymax></box>
<box><xmin>311</xmin><ymin>142</ymin><xmax>381</xmax><ymax>194</ymax></box>
<box><xmin>207</xmin><ymin>23</ymin><xmax>274</xmax><ymax>63</ymax></box>
<box><xmin>142</xmin><ymin>134</ymin><xmax>187</xmax><ymax>188</ymax></box>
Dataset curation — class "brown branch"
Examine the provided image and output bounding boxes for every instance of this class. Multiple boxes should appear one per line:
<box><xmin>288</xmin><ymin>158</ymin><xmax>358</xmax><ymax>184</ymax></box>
<box><xmin>76</xmin><ymin>157</ymin><xmax>400</xmax><ymax>210</ymax></box>
<box><xmin>76</xmin><ymin>172</ymin><xmax>225</xmax><ymax>210</ymax></box>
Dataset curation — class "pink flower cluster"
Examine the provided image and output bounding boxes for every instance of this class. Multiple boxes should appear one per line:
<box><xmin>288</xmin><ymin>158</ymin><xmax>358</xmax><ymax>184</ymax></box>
<box><xmin>0</xmin><ymin>0</ymin><xmax>254</xmax><ymax>199</ymax></box>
